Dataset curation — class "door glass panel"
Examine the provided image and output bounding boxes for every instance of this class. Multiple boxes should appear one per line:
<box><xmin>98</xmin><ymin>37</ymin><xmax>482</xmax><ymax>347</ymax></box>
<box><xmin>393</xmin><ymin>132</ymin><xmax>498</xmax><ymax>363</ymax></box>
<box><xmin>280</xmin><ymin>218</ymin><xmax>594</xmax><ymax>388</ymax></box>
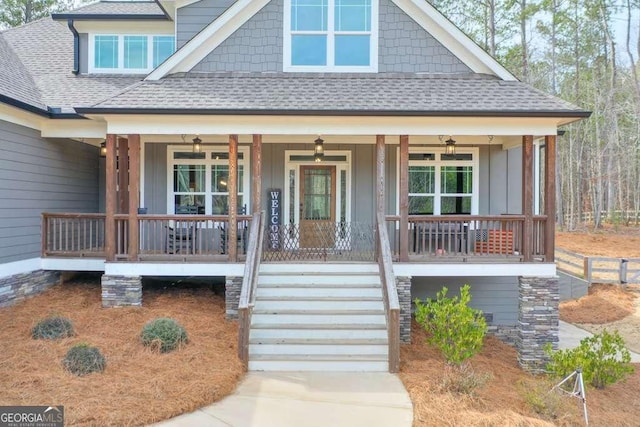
<box><xmin>303</xmin><ymin>168</ymin><xmax>332</xmax><ymax>220</ymax></box>
<box><xmin>173</xmin><ymin>165</ymin><xmax>205</xmax><ymax>192</ymax></box>
<box><xmin>289</xmin><ymin>169</ymin><xmax>296</xmax><ymax>224</ymax></box>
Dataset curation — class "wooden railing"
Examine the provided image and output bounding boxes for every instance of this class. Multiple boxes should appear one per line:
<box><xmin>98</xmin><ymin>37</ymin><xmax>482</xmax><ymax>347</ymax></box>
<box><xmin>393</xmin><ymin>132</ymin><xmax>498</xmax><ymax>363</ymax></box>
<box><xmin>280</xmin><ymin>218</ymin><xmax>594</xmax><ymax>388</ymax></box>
<box><xmin>42</xmin><ymin>213</ymin><xmax>106</xmax><ymax>257</ymax></box>
<box><xmin>384</xmin><ymin>215</ymin><xmax>549</xmax><ymax>262</ymax></box>
<box><xmin>376</xmin><ymin>213</ymin><xmax>400</xmax><ymax>373</ymax></box>
<box><xmin>238</xmin><ymin>211</ymin><xmax>265</xmax><ymax>368</ymax></box>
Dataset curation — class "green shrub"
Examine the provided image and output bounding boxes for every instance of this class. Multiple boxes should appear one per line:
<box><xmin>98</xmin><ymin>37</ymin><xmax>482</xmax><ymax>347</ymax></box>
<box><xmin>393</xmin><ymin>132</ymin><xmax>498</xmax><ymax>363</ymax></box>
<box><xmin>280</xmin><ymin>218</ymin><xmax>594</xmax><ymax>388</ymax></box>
<box><xmin>545</xmin><ymin>329</ymin><xmax>635</xmax><ymax>389</ymax></box>
<box><xmin>519</xmin><ymin>378</ymin><xmax>578</xmax><ymax>422</ymax></box>
<box><xmin>414</xmin><ymin>284</ymin><xmax>487</xmax><ymax>366</ymax></box>
<box><xmin>32</xmin><ymin>316</ymin><xmax>74</xmax><ymax>340</ymax></box>
<box><xmin>63</xmin><ymin>343</ymin><xmax>106</xmax><ymax>376</ymax></box>
<box><xmin>140</xmin><ymin>318</ymin><xmax>189</xmax><ymax>353</ymax></box>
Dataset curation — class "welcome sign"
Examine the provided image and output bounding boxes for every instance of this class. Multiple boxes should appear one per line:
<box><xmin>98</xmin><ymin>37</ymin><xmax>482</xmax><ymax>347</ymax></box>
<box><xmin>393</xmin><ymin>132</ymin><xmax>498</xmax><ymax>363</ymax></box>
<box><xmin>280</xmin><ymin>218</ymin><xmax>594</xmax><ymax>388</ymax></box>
<box><xmin>268</xmin><ymin>189</ymin><xmax>281</xmax><ymax>250</ymax></box>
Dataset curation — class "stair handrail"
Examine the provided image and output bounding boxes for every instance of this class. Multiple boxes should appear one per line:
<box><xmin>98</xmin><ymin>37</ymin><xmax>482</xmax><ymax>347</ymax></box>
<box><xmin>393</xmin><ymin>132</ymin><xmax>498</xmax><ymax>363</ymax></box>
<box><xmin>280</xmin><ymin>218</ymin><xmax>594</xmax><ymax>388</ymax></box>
<box><xmin>237</xmin><ymin>210</ymin><xmax>265</xmax><ymax>367</ymax></box>
<box><xmin>376</xmin><ymin>213</ymin><xmax>400</xmax><ymax>373</ymax></box>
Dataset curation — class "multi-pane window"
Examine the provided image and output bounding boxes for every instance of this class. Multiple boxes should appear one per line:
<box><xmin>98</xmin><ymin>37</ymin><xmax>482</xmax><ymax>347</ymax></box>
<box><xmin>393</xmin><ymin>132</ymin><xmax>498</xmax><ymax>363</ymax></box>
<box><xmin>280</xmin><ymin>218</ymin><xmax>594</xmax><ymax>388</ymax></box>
<box><xmin>92</xmin><ymin>35</ymin><xmax>175</xmax><ymax>73</ymax></box>
<box><xmin>286</xmin><ymin>0</ymin><xmax>377</xmax><ymax>71</ymax></box>
<box><xmin>405</xmin><ymin>150</ymin><xmax>478</xmax><ymax>215</ymax></box>
<box><xmin>168</xmin><ymin>148</ymin><xmax>249</xmax><ymax>215</ymax></box>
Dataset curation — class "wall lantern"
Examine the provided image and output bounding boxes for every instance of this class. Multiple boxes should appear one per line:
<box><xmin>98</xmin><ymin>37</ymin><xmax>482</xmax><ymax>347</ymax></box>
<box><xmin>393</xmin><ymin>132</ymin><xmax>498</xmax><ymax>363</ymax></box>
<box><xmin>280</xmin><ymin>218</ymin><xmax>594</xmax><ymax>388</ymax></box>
<box><xmin>192</xmin><ymin>136</ymin><xmax>202</xmax><ymax>153</ymax></box>
<box><xmin>314</xmin><ymin>137</ymin><xmax>324</xmax><ymax>162</ymax></box>
<box><xmin>99</xmin><ymin>140</ymin><xmax>107</xmax><ymax>157</ymax></box>
<box><xmin>445</xmin><ymin>137</ymin><xmax>456</xmax><ymax>155</ymax></box>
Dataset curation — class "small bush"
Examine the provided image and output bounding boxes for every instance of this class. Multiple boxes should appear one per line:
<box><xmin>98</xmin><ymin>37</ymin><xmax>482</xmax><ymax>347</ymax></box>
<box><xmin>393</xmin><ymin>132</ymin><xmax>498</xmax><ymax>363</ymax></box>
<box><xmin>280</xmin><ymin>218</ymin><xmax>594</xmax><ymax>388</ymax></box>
<box><xmin>414</xmin><ymin>284</ymin><xmax>488</xmax><ymax>366</ymax></box>
<box><xmin>32</xmin><ymin>316</ymin><xmax>74</xmax><ymax>340</ymax></box>
<box><xmin>141</xmin><ymin>318</ymin><xmax>189</xmax><ymax>353</ymax></box>
<box><xmin>519</xmin><ymin>378</ymin><xmax>578</xmax><ymax>422</ymax></box>
<box><xmin>545</xmin><ymin>329</ymin><xmax>635</xmax><ymax>389</ymax></box>
<box><xmin>63</xmin><ymin>343</ymin><xmax>106</xmax><ymax>376</ymax></box>
<box><xmin>441</xmin><ymin>363</ymin><xmax>492</xmax><ymax>395</ymax></box>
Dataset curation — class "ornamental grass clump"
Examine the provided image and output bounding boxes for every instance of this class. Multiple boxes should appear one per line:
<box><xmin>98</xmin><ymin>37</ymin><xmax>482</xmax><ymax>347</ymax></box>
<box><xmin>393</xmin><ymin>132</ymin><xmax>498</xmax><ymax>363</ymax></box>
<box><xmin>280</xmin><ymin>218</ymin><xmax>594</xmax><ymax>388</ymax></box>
<box><xmin>141</xmin><ymin>318</ymin><xmax>189</xmax><ymax>353</ymax></box>
<box><xmin>63</xmin><ymin>343</ymin><xmax>106</xmax><ymax>376</ymax></box>
<box><xmin>31</xmin><ymin>316</ymin><xmax>74</xmax><ymax>340</ymax></box>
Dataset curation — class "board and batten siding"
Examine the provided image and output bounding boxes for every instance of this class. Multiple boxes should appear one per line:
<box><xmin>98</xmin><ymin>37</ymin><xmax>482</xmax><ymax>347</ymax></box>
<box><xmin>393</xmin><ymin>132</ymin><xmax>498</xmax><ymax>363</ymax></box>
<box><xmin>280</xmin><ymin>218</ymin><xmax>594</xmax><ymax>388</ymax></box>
<box><xmin>412</xmin><ymin>276</ymin><xmax>519</xmax><ymax>325</ymax></box>
<box><xmin>0</xmin><ymin>119</ymin><xmax>99</xmax><ymax>264</ymax></box>
<box><xmin>188</xmin><ymin>0</ymin><xmax>470</xmax><ymax>74</ymax></box>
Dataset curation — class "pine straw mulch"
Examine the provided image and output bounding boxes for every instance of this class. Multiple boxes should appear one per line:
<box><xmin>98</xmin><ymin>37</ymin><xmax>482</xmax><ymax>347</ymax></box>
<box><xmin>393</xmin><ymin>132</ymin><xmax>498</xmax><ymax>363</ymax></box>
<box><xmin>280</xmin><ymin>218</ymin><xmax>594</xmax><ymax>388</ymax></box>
<box><xmin>400</xmin><ymin>320</ymin><xmax>640</xmax><ymax>427</ymax></box>
<box><xmin>0</xmin><ymin>276</ymin><xmax>244</xmax><ymax>426</ymax></box>
<box><xmin>560</xmin><ymin>284</ymin><xmax>637</xmax><ymax>324</ymax></box>
<box><xmin>556</xmin><ymin>226</ymin><xmax>640</xmax><ymax>258</ymax></box>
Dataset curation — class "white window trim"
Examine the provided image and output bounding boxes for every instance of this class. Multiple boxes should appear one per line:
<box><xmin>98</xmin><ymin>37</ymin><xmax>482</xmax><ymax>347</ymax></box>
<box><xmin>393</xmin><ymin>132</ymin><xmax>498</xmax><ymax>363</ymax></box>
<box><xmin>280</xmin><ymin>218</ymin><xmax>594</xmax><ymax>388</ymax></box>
<box><xmin>396</xmin><ymin>147</ymin><xmax>479</xmax><ymax>216</ymax></box>
<box><xmin>283</xmin><ymin>0</ymin><xmax>379</xmax><ymax>73</ymax></box>
<box><xmin>166</xmin><ymin>145</ymin><xmax>251</xmax><ymax>216</ymax></box>
<box><xmin>283</xmin><ymin>150</ymin><xmax>352</xmax><ymax>227</ymax></box>
<box><xmin>88</xmin><ymin>34</ymin><xmax>175</xmax><ymax>74</ymax></box>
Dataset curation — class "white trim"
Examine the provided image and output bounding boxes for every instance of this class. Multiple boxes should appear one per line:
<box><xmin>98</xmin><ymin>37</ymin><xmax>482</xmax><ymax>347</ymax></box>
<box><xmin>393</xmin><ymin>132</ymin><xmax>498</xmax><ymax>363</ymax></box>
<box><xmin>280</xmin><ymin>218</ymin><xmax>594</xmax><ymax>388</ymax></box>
<box><xmin>105</xmin><ymin>262</ymin><xmax>244</xmax><ymax>276</ymax></box>
<box><xmin>0</xmin><ymin>258</ymin><xmax>42</xmax><ymax>279</ymax></box>
<box><xmin>390</xmin><ymin>0</ymin><xmax>517</xmax><ymax>81</ymax></box>
<box><xmin>88</xmin><ymin>34</ymin><xmax>175</xmax><ymax>74</ymax></box>
<box><xmin>41</xmin><ymin>258</ymin><xmax>106</xmax><ymax>272</ymax></box>
<box><xmin>0</xmin><ymin>103</ymin><xmax>44</xmax><ymax>131</ymax></box>
<box><xmin>283</xmin><ymin>0</ymin><xmax>379</xmax><ymax>73</ymax></box>
<box><xmin>40</xmin><ymin>119</ymin><xmax>106</xmax><ymax>138</ymax></box>
<box><xmin>175</xmin><ymin>0</ymin><xmax>202</xmax><ymax>9</ymax></box>
<box><xmin>394</xmin><ymin>262</ymin><xmax>556</xmax><ymax>277</ymax></box>
<box><xmin>146</xmin><ymin>0</ymin><xmax>271</xmax><ymax>80</ymax></box>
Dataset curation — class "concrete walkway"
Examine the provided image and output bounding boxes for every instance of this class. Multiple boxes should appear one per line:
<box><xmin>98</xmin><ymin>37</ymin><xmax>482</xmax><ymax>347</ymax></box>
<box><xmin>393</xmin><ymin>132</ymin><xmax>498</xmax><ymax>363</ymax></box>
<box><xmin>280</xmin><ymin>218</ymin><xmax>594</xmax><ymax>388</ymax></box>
<box><xmin>559</xmin><ymin>320</ymin><xmax>640</xmax><ymax>362</ymax></box>
<box><xmin>154</xmin><ymin>372</ymin><xmax>413</xmax><ymax>427</ymax></box>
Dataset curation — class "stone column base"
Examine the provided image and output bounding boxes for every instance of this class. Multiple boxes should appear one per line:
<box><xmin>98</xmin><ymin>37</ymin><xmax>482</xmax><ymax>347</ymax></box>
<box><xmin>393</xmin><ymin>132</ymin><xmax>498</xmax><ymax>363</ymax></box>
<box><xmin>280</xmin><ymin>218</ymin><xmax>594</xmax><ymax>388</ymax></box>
<box><xmin>101</xmin><ymin>275</ymin><xmax>142</xmax><ymax>307</ymax></box>
<box><xmin>225</xmin><ymin>276</ymin><xmax>242</xmax><ymax>320</ymax></box>
<box><xmin>517</xmin><ymin>276</ymin><xmax>559</xmax><ymax>372</ymax></box>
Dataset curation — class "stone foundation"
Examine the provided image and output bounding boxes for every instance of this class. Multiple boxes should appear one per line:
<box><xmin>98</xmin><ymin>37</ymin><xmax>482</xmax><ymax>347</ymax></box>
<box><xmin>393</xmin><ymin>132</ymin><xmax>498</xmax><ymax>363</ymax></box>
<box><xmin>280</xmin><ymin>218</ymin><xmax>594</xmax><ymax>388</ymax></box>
<box><xmin>225</xmin><ymin>276</ymin><xmax>242</xmax><ymax>320</ymax></box>
<box><xmin>488</xmin><ymin>325</ymin><xmax>519</xmax><ymax>346</ymax></box>
<box><xmin>101</xmin><ymin>275</ymin><xmax>142</xmax><ymax>307</ymax></box>
<box><xmin>0</xmin><ymin>270</ymin><xmax>60</xmax><ymax>307</ymax></box>
<box><xmin>396</xmin><ymin>276</ymin><xmax>412</xmax><ymax>343</ymax></box>
<box><xmin>517</xmin><ymin>276</ymin><xmax>559</xmax><ymax>372</ymax></box>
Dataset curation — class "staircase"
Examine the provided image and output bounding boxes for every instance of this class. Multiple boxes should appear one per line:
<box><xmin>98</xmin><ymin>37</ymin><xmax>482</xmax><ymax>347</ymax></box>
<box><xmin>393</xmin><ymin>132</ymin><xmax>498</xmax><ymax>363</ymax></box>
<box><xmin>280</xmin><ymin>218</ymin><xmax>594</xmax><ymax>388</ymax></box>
<box><xmin>248</xmin><ymin>263</ymin><xmax>389</xmax><ymax>371</ymax></box>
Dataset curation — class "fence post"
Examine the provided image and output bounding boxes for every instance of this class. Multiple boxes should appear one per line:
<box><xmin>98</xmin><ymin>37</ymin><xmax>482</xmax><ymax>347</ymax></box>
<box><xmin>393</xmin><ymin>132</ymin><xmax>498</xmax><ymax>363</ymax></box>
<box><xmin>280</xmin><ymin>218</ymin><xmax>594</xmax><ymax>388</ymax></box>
<box><xmin>583</xmin><ymin>256</ymin><xmax>592</xmax><ymax>284</ymax></box>
<box><xmin>620</xmin><ymin>259</ymin><xmax>628</xmax><ymax>284</ymax></box>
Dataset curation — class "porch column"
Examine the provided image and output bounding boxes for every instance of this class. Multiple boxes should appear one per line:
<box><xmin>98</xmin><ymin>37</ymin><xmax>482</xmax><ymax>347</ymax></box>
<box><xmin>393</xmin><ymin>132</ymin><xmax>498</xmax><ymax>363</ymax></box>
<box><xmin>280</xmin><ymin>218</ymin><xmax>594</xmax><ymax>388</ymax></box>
<box><xmin>376</xmin><ymin>135</ymin><xmax>385</xmax><ymax>219</ymax></box>
<box><xmin>252</xmin><ymin>134</ymin><xmax>262</xmax><ymax>214</ymax></box>
<box><xmin>127</xmin><ymin>134</ymin><xmax>140</xmax><ymax>261</ymax></box>
<box><xmin>105</xmin><ymin>134</ymin><xmax>117</xmax><ymax>262</ymax></box>
<box><xmin>117</xmin><ymin>137</ymin><xmax>129</xmax><ymax>214</ymax></box>
<box><xmin>399</xmin><ymin>135</ymin><xmax>409</xmax><ymax>262</ymax></box>
<box><xmin>544</xmin><ymin>135</ymin><xmax>556</xmax><ymax>262</ymax></box>
<box><xmin>522</xmin><ymin>135</ymin><xmax>534</xmax><ymax>262</ymax></box>
<box><xmin>228</xmin><ymin>134</ymin><xmax>238</xmax><ymax>262</ymax></box>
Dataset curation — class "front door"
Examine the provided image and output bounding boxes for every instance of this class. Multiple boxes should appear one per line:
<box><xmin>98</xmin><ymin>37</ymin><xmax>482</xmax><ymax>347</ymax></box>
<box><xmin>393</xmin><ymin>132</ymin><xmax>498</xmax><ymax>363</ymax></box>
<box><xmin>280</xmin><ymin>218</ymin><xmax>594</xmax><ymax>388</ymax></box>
<box><xmin>300</xmin><ymin>165</ymin><xmax>336</xmax><ymax>248</ymax></box>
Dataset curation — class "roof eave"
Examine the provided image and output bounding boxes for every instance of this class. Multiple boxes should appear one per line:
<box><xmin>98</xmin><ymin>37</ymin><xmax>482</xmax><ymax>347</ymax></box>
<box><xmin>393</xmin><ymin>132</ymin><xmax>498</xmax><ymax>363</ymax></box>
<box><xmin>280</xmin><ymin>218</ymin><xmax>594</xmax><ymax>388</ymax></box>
<box><xmin>0</xmin><ymin>94</ymin><xmax>49</xmax><ymax>117</ymax></box>
<box><xmin>51</xmin><ymin>14</ymin><xmax>170</xmax><ymax>21</ymax></box>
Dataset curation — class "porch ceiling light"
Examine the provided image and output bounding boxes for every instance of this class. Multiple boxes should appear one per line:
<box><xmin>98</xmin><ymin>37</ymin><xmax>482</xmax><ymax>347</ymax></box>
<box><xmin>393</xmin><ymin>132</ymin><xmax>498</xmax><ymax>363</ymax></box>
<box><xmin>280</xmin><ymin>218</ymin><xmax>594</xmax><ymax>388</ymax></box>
<box><xmin>445</xmin><ymin>137</ymin><xmax>456</xmax><ymax>155</ymax></box>
<box><xmin>99</xmin><ymin>140</ymin><xmax>107</xmax><ymax>157</ymax></box>
<box><xmin>192</xmin><ymin>136</ymin><xmax>202</xmax><ymax>153</ymax></box>
<box><xmin>314</xmin><ymin>137</ymin><xmax>324</xmax><ymax>162</ymax></box>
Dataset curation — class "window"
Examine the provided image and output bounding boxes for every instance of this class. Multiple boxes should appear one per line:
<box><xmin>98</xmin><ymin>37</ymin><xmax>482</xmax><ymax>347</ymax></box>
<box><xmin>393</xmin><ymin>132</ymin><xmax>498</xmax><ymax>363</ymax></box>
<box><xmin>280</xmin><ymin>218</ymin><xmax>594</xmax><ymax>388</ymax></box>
<box><xmin>91</xmin><ymin>34</ymin><xmax>175</xmax><ymax>73</ymax></box>
<box><xmin>285</xmin><ymin>0</ymin><xmax>378</xmax><ymax>72</ymax></box>
<box><xmin>402</xmin><ymin>149</ymin><xmax>478</xmax><ymax>216</ymax></box>
<box><xmin>168</xmin><ymin>147</ymin><xmax>249</xmax><ymax>215</ymax></box>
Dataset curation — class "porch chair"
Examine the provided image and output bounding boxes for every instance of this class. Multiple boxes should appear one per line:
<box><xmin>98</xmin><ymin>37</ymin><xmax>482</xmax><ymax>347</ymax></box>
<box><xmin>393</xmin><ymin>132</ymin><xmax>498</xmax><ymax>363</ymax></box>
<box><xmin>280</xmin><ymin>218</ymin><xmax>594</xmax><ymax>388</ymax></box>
<box><xmin>220</xmin><ymin>205</ymin><xmax>248</xmax><ymax>254</ymax></box>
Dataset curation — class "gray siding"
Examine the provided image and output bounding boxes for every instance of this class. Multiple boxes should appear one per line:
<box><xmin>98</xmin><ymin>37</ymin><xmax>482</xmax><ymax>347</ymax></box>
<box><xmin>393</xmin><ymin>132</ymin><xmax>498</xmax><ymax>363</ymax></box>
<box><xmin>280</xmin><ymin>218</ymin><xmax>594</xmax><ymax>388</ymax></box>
<box><xmin>176</xmin><ymin>0</ymin><xmax>235</xmax><ymax>49</ymax></box>
<box><xmin>189</xmin><ymin>0</ymin><xmax>470</xmax><ymax>74</ymax></box>
<box><xmin>478</xmin><ymin>144</ymin><xmax>522</xmax><ymax>215</ymax></box>
<box><xmin>412</xmin><ymin>276</ymin><xmax>519</xmax><ymax>325</ymax></box>
<box><xmin>143</xmin><ymin>142</ymin><xmax>168</xmax><ymax>214</ymax></box>
<box><xmin>79</xmin><ymin>33</ymin><xmax>88</xmax><ymax>74</ymax></box>
<box><xmin>0</xmin><ymin>120</ymin><xmax>99</xmax><ymax>263</ymax></box>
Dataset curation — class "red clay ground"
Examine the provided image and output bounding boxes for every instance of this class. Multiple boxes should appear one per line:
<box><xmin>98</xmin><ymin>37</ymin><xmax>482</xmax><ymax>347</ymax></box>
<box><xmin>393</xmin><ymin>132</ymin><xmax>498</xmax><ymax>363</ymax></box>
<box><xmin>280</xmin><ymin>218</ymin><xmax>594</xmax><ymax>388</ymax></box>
<box><xmin>0</xmin><ymin>276</ymin><xmax>243</xmax><ymax>426</ymax></box>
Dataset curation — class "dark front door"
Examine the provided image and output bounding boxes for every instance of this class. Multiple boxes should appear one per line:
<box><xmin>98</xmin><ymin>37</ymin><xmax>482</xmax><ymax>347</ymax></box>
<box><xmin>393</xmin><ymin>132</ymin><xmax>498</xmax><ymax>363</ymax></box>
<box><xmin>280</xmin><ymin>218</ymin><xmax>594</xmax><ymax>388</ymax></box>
<box><xmin>299</xmin><ymin>165</ymin><xmax>336</xmax><ymax>248</ymax></box>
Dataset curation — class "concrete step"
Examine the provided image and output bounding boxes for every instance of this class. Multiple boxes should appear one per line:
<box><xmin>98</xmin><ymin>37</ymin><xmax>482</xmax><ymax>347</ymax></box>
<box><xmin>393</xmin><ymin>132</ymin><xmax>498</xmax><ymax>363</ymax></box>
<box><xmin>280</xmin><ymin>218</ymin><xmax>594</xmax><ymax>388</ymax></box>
<box><xmin>249</xmin><ymin>343</ymin><xmax>388</xmax><ymax>356</ymax></box>
<box><xmin>253</xmin><ymin>300</ymin><xmax>384</xmax><ymax>311</ymax></box>
<box><xmin>249</xmin><ymin>338</ymin><xmax>388</xmax><ymax>345</ymax></box>
<box><xmin>259</xmin><ymin>263</ymin><xmax>379</xmax><ymax>275</ymax></box>
<box><xmin>258</xmin><ymin>274</ymin><xmax>381</xmax><ymax>287</ymax></box>
<box><xmin>251</xmin><ymin>312</ymin><xmax>387</xmax><ymax>325</ymax></box>
<box><xmin>249</xmin><ymin>355</ymin><xmax>388</xmax><ymax>372</ymax></box>
<box><xmin>257</xmin><ymin>282</ymin><xmax>381</xmax><ymax>289</ymax></box>
<box><xmin>256</xmin><ymin>287</ymin><xmax>383</xmax><ymax>298</ymax></box>
<box><xmin>252</xmin><ymin>309</ymin><xmax>385</xmax><ymax>316</ymax></box>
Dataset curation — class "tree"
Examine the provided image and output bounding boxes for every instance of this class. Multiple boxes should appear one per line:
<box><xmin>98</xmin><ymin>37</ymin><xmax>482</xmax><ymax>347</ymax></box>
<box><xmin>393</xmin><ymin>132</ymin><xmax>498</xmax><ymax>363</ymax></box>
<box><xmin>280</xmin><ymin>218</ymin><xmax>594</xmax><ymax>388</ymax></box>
<box><xmin>0</xmin><ymin>0</ymin><xmax>77</xmax><ymax>28</ymax></box>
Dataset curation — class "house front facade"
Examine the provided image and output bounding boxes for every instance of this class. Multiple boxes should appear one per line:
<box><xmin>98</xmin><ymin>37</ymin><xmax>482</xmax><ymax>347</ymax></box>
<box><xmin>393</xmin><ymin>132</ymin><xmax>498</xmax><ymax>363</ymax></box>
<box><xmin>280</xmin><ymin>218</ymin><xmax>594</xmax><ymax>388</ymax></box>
<box><xmin>0</xmin><ymin>0</ymin><xmax>589</xmax><ymax>372</ymax></box>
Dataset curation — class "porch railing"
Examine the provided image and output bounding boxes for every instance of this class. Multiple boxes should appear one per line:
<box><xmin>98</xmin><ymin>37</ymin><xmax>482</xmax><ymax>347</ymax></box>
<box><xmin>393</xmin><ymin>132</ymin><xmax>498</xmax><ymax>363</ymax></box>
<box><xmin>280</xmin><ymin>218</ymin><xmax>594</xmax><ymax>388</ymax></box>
<box><xmin>42</xmin><ymin>213</ymin><xmax>106</xmax><ymax>257</ymax></box>
<box><xmin>238</xmin><ymin>211</ymin><xmax>265</xmax><ymax>368</ymax></box>
<box><xmin>384</xmin><ymin>215</ymin><xmax>549</xmax><ymax>262</ymax></box>
<box><xmin>376</xmin><ymin>213</ymin><xmax>400</xmax><ymax>373</ymax></box>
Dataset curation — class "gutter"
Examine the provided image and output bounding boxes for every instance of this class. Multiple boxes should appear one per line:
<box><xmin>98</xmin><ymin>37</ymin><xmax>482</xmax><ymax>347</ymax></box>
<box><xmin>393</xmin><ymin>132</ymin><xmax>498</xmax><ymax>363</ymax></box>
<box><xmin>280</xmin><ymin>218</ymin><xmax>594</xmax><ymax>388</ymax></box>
<box><xmin>67</xmin><ymin>19</ymin><xmax>79</xmax><ymax>75</ymax></box>
<box><xmin>0</xmin><ymin>95</ymin><xmax>87</xmax><ymax>119</ymax></box>
<box><xmin>51</xmin><ymin>14</ymin><xmax>170</xmax><ymax>21</ymax></box>
<box><xmin>74</xmin><ymin>107</ymin><xmax>593</xmax><ymax>119</ymax></box>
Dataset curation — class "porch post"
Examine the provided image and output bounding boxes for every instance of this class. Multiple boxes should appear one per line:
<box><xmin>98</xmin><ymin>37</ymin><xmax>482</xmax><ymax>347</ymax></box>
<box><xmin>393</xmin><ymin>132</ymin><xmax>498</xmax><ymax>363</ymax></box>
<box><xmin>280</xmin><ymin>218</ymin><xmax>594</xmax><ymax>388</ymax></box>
<box><xmin>117</xmin><ymin>137</ymin><xmax>129</xmax><ymax>214</ymax></box>
<box><xmin>229</xmin><ymin>134</ymin><xmax>238</xmax><ymax>262</ymax></box>
<box><xmin>252</xmin><ymin>134</ymin><xmax>262</xmax><ymax>214</ymax></box>
<box><xmin>376</xmin><ymin>135</ymin><xmax>385</xmax><ymax>218</ymax></box>
<box><xmin>522</xmin><ymin>135</ymin><xmax>534</xmax><ymax>262</ymax></box>
<box><xmin>544</xmin><ymin>135</ymin><xmax>556</xmax><ymax>262</ymax></box>
<box><xmin>105</xmin><ymin>134</ymin><xmax>117</xmax><ymax>262</ymax></box>
<box><xmin>127</xmin><ymin>134</ymin><xmax>140</xmax><ymax>261</ymax></box>
<box><xmin>399</xmin><ymin>135</ymin><xmax>409</xmax><ymax>262</ymax></box>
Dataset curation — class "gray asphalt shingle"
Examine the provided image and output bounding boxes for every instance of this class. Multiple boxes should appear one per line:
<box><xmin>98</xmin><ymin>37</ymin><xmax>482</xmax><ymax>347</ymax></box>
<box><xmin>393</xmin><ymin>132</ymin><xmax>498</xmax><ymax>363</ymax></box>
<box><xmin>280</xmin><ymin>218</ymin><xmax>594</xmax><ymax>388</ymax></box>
<box><xmin>53</xmin><ymin>1</ymin><xmax>166</xmax><ymax>17</ymax></box>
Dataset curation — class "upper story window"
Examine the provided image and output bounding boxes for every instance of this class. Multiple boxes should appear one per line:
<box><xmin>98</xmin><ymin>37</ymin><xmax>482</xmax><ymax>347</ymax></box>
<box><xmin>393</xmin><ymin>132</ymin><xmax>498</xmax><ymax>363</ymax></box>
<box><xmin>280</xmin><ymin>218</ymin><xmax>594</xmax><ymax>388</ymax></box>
<box><xmin>284</xmin><ymin>0</ymin><xmax>378</xmax><ymax>72</ymax></box>
<box><xmin>90</xmin><ymin>34</ymin><xmax>175</xmax><ymax>73</ymax></box>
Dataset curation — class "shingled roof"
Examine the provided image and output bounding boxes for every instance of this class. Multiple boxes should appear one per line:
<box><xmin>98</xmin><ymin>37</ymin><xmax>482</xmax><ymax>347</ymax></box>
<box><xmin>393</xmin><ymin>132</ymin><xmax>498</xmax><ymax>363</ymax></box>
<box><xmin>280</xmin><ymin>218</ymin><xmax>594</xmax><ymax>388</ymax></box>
<box><xmin>81</xmin><ymin>72</ymin><xmax>589</xmax><ymax>117</ymax></box>
<box><xmin>51</xmin><ymin>1</ymin><xmax>168</xmax><ymax>20</ymax></box>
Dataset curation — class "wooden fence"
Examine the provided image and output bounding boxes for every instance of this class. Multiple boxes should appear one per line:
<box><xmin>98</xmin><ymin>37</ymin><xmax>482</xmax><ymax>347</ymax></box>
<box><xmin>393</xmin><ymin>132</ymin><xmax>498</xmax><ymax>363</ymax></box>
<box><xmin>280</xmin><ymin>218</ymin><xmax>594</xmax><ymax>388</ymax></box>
<box><xmin>555</xmin><ymin>248</ymin><xmax>640</xmax><ymax>285</ymax></box>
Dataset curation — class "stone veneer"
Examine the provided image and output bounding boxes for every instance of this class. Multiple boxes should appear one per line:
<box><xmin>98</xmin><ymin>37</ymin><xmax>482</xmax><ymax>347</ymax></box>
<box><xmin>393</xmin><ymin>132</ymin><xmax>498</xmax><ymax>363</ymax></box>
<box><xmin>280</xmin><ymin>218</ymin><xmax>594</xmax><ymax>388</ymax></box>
<box><xmin>101</xmin><ymin>275</ymin><xmax>142</xmax><ymax>307</ymax></box>
<box><xmin>517</xmin><ymin>276</ymin><xmax>559</xmax><ymax>372</ymax></box>
<box><xmin>0</xmin><ymin>270</ymin><xmax>60</xmax><ymax>307</ymax></box>
<box><xmin>395</xmin><ymin>276</ymin><xmax>412</xmax><ymax>343</ymax></box>
<box><xmin>488</xmin><ymin>325</ymin><xmax>519</xmax><ymax>346</ymax></box>
<box><xmin>225</xmin><ymin>276</ymin><xmax>242</xmax><ymax>320</ymax></box>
